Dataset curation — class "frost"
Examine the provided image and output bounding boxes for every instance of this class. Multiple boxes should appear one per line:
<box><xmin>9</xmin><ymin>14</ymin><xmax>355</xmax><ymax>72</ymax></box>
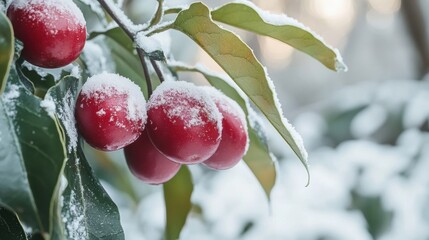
<box><xmin>78</xmin><ymin>0</ymin><xmax>106</xmax><ymax>23</ymax></box>
<box><xmin>264</xmin><ymin>66</ymin><xmax>308</xmax><ymax>163</ymax></box>
<box><xmin>201</xmin><ymin>86</ymin><xmax>247</xmax><ymax>128</ymax></box>
<box><xmin>22</xmin><ymin>61</ymin><xmax>79</xmax><ymax>81</ymax></box>
<box><xmin>102</xmin><ymin>0</ymin><xmax>147</xmax><ymax>33</ymax></box>
<box><xmin>215</xmin><ymin>0</ymin><xmax>348</xmax><ymax>72</ymax></box>
<box><xmin>2</xmin><ymin>84</ymin><xmax>21</xmax><ymax>117</ymax></box>
<box><xmin>59</xmin><ymin>91</ymin><xmax>78</xmax><ymax>153</ymax></box>
<box><xmin>70</xmin><ymin>65</ymin><xmax>81</xmax><ymax>79</ymax></box>
<box><xmin>147</xmin><ymin>81</ymin><xmax>222</xmax><ymax>131</ymax></box>
<box><xmin>10</xmin><ymin>0</ymin><xmax>86</xmax><ymax>28</ymax></box>
<box><xmin>82</xmin><ymin>40</ymin><xmax>113</xmax><ymax>75</ymax></box>
<box><xmin>42</xmin><ymin>89</ymin><xmax>79</xmax><ymax>153</ymax></box>
<box><xmin>40</xmin><ymin>95</ymin><xmax>56</xmax><ymax>117</ymax></box>
<box><xmin>151</xmin><ymin>32</ymin><xmax>172</xmax><ymax>55</ymax></box>
<box><xmin>201</xmin><ymin>86</ymin><xmax>249</xmax><ymax>153</ymax></box>
<box><xmin>135</xmin><ymin>32</ymin><xmax>162</xmax><ymax>53</ymax></box>
<box><xmin>0</xmin><ymin>2</ymin><xmax>5</xmax><ymax>12</ymax></box>
<box><xmin>96</xmin><ymin>109</ymin><xmax>106</xmax><ymax>116</ymax></box>
<box><xmin>81</xmin><ymin>72</ymin><xmax>147</xmax><ymax>123</ymax></box>
<box><xmin>62</xmin><ymin>190</ymin><xmax>87</xmax><ymax>240</ymax></box>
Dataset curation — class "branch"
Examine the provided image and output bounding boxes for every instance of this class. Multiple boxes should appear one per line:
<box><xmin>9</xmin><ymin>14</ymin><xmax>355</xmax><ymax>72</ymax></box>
<box><xmin>97</xmin><ymin>0</ymin><xmax>154</xmax><ymax>96</ymax></box>
<box><xmin>150</xmin><ymin>59</ymin><xmax>165</xmax><ymax>83</ymax></box>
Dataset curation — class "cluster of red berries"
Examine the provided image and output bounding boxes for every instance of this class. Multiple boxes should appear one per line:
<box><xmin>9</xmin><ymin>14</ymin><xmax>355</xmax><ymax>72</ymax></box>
<box><xmin>6</xmin><ymin>0</ymin><xmax>249</xmax><ymax>184</ymax></box>
<box><xmin>75</xmin><ymin>74</ymin><xmax>249</xmax><ymax>184</ymax></box>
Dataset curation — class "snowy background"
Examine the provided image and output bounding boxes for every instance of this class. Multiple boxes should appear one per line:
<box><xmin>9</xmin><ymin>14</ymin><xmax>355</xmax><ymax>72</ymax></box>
<box><xmin>86</xmin><ymin>0</ymin><xmax>429</xmax><ymax>239</ymax></box>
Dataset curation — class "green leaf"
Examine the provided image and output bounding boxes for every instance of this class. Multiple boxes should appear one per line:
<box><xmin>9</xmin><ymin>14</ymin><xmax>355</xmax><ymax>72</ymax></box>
<box><xmin>211</xmin><ymin>2</ymin><xmax>347</xmax><ymax>71</ymax></box>
<box><xmin>89</xmin><ymin>28</ymin><xmax>149</xmax><ymax>98</ymax></box>
<box><xmin>0</xmin><ymin>66</ymin><xmax>66</xmax><ymax>234</ymax></box>
<box><xmin>0</xmin><ymin>11</ymin><xmax>14</xmax><ymax>94</ymax></box>
<box><xmin>169</xmin><ymin>63</ymin><xmax>276</xmax><ymax>198</ymax></box>
<box><xmin>172</xmin><ymin>2</ymin><xmax>309</xmax><ymax>185</ymax></box>
<box><xmin>163</xmin><ymin>166</ymin><xmax>193</xmax><ymax>240</ymax></box>
<box><xmin>45</xmin><ymin>76</ymin><xmax>125</xmax><ymax>240</ymax></box>
<box><xmin>0</xmin><ymin>207</ymin><xmax>28</xmax><ymax>240</ymax></box>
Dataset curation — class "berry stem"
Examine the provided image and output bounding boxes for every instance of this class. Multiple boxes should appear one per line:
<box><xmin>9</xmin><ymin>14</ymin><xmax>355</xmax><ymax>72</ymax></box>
<box><xmin>137</xmin><ymin>49</ymin><xmax>153</xmax><ymax>97</ymax></box>
<box><xmin>97</xmin><ymin>0</ymin><xmax>154</xmax><ymax>97</ymax></box>
<box><xmin>150</xmin><ymin>59</ymin><xmax>165</xmax><ymax>83</ymax></box>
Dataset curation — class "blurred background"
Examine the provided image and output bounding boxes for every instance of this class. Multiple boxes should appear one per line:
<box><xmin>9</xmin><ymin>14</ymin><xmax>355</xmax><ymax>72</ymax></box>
<box><xmin>87</xmin><ymin>0</ymin><xmax>429</xmax><ymax>239</ymax></box>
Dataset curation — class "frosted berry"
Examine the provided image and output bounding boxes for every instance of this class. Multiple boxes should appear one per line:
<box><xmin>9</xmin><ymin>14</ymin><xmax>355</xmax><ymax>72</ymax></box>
<box><xmin>124</xmin><ymin>129</ymin><xmax>181</xmax><ymax>184</ymax></box>
<box><xmin>7</xmin><ymin>0</ymin><xmax>86</xmax><ymax>68</ymax></box>
<box><xmin>75</xmin><ymin>73</ymin><xmax>146</xmax><ymax>151</ymax></box>
<box><xmin>147</xmin><ymin>81</ymin><xmax>222</xmax><ymax>164</ymax></box>
<box><xmin>202</xmin><ymin>87</ymin><xmax>249</xmax><ymax>170</ymax></box>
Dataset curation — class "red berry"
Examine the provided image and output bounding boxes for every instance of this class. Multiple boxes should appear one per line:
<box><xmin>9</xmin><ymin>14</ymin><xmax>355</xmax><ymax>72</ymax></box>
<box><xmin>124</xmin><ymin>129</ymin><xmax>181</xmax><ymax>184</ymax></box>
<box><xmin>202</xmin><ymin>87</ymin><xmax>249</xmax><ymax>170</ymax></box>
<box><xmin>147</xmin><ymin>81</ymin><xmax>222</xmax><ymax>164</ymax></box>
<box><xmin>75</xmin><ymin>73</ymin><xmax>146</xmax><ymax>151</ymax></box>
<box><xmin>7</xmin><ymin>0</ymin><xmax>86</xmax><ymax>68</ymax></box>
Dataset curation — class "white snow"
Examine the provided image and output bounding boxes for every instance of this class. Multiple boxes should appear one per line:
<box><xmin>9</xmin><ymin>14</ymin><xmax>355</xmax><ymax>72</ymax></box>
<box><xmin>135</xmin><ymin>32</ymin><xmax>162</xmax><ymax>53</ymax></box>
<box><xmin>263</xmin><ymin>66</ymin><xmax>308</xmax><ymax>164</ymax></box>
<box><xmin>40</xmin><ymin>95</ymin><xmax>56</xmax><ymax>117</ymax></box>
<box><xmin>201</xmin><ymin>86</ymin><xmax>247</xmax><ymax>130</ymax></box>
<box><xmin>2</xmin><ymin>84</ymin><xmax>20</xmax><ymax>117</ymax></box>
<box><xmin>10</xmin><ymin>0</ymin><xmax>86</xmax><ymax>28</ymax></box>
<box><xmin>78</xmin><ymin>0</ymin><xmax>106</xmax><ymax>22</ymax></box>
<box><xmin>202</xmin><ymin>85</ymin><xmax>250</xmax><ymax>154</ymax></box>
<box><xmin>62</xmin><ymin>190</ymin><xmax>87</xmax><ymax>240</ymax></box>
<box><xmin>60</xmin><ymin>91</ymin><xmax>78</xmax><ymax>153</ymax></box>
<box><xmin>151</xmin><ymin>32</ymin><xmax>172</xmax><ymax>55</ymax></box>
<box><xmin>102</xmin><ymin>0</ymin><xmax>146</xmax><ymax>33</ymax></box>
<box><xmin>81</xmin><ymin>72</ymin><xmax>147</xmax><ymax>122</ymax></box>
<box><xmin>147</xmin><ymin>81</ymin><xmax>222</xmax><ymax>131</ymax></box>
<box><xmin>82</xmin><ymin>40</ymin><xmax>113</xmax><ymax>75</ymax></box>
<box><xmin>70</xmin><ymin>65</ymin><xmax>81</xmax><ymax>79</ymax></box>
<box><xmin>214</xmin><ymin>0</ymin><xmax>348</xmax><ymax>72</ymax></box>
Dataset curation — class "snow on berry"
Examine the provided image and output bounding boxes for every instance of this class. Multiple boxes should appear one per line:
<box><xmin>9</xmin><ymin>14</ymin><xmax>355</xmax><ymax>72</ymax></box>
<box><xmin>75</xmin><ymin>72</ymin><xmax>147</xmax><ymax>151</ymax></box>
<box><xmin>7</xmin><ymin>0</ymin><xmax>87</xmax><ymax>68</ymax></box>
<box><xmin>201</xmin><ymin>86</ymin><xmax>249</xmax><ymax>170</ymax></box>
<box><xmin>146</xmin><ymin>81</ymin><xmax>222</xmax><ymax>164</ymax></box>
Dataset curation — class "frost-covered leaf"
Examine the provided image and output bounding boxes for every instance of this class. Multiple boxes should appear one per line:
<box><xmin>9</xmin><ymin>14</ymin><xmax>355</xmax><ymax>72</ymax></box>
<box><xmin>211</xmin><ymin>1</ymin><xmax>347</xmax><ymax>71</ymax></box>
<box><xmin>0</xmin><ymin>11</ymin><xmax>14</xmax><ymax>94</ymax></box>
<box><xmin>0</xmin><ymin>207</ymin><xmax>27</xmax><ymax>240</ymax></box>
<box><xmin>169</xmin><ymin>63</ymin><xmax>276</xmax><ymax>198</ymax></box>
<box><xmin>44</xmin><ymin>76</ymin><xmax>125</xmax><ymax>240</ymax></box>
<box><xmin>0</xmin><ymin>67</ymin><xmax>66</xmax><ymax>233</ymax></box>
<box><xmin>90</xmin><ymin>28</ymin><xmax>150</xmax><ymax>98</ymax></box>
<box><xmin>163</xmin><ymin>166</ymin><xmax>193</xmax><ymax>240</ymax></box>
<box><xmin>172</xmin><ymin>3</ymin><xmax>309</xmax><ymax>184</ymax></box>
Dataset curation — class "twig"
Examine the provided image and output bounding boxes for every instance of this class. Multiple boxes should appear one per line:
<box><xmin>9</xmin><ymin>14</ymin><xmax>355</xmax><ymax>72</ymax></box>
<box><xmin>150</xmin><ymin>59</ymin><xmax>165</xmax><ymax>83</ymax></box>
<box><xmin>97</xmin><ymin>0</ymin><xmax>154</xmax><ymax>96</ymax></box>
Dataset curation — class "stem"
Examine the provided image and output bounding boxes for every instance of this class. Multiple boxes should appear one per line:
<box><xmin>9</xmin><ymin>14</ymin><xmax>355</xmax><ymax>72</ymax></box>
<box><xmin>97</xmin><ymin>0</ymin><xmax>134</xmax><ymax>38</ymax></box>
<box><xmin>146</xmin><ymin>22</ymin><xmax>174</xmax><ymax>36</ymax></box>
<box><xmin>97</xmin><ymin>0</ymin><xmax>154</xmax><ymax>96</ymax></box>
<box><xmin>149</xmin><ymin>0</ymin><xmax>165</xmax><ymax>27</ymax></box>
<box><xmin>137</xmin><ymin>49</ymin><xmax>153</xmax><ymax>96</ymax></box>
<box><xmin>150</xmin><ymin>59</ymin><xmax>165</xmax><ymax>83</ymax></box>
